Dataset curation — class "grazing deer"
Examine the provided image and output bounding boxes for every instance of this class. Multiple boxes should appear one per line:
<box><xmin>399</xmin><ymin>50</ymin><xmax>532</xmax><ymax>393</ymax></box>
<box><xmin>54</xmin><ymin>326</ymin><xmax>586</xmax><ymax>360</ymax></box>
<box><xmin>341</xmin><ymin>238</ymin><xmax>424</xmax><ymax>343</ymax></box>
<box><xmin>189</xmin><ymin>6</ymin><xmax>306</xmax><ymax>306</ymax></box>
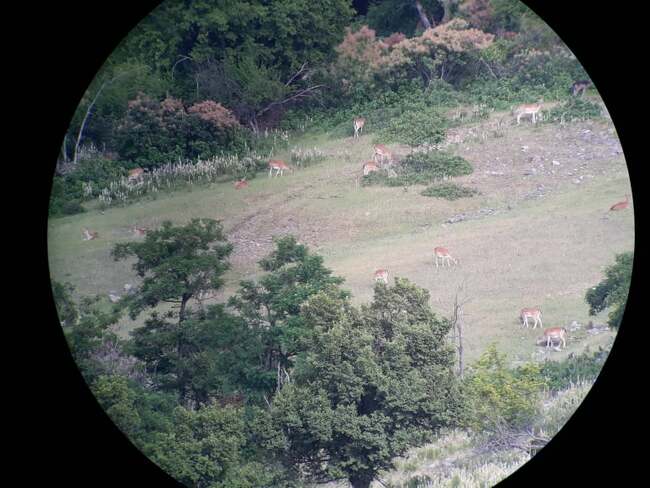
<box><xmin>374</xmin><ymin>269</ymin><xmax>389</xmax><ymax>284</ymax></box>
<box><xmin>570</xmin><ymin>80</ymin><xmax>591</xmax><ymax>97</ymax></box>
<box><xmin>542</xmin><ymin>327</ymin><xmax>567</xmax><ymax>349</ymax></box>
<box><xmin>353</xmin><ymin>117</ymin><xmax>366</xmax><ymax>138</ymax></box>
<box><xmin>363</xmin><ymin>161</ymin><xmax>379</xmax><ymax>176</ymax></box>
<box><xmin>127</xmin><ymin>167</ymin><xmax>145</xmax><ymax>182</ymax></box>
<box><xmin>373</xmin><ymin>144</ymin><xmax>393</xmax><ymax>166</ymax></box>
<box><xmin>82</xmin><ymin>228</ymin><xmax>98</xmax><ymax>241</ymax></box>
<box><xmin>514</xmin><ymin>103</ymin><xmax>542</xmax><ymax>125</ymax></box>
<box><xmin>268</xmin><ymin>160</ymin><xmax>292</xmax><ymax>177</ymax></box>
<box><xmin>234</xmin><ymin>178</ymin><xmax>249</xmax><ymax>190</ymax></box>
<box><xmin>132</xmin><ymin>226</ymin><xmax>148</xmax><ymax>237</ymax></box>
<box><xmin>520</xmin><ymin>308</ymin><xmax>543</xmax><ymax>329</ymax></box>
<box><xmin>609</xmin><ymin>195</ymin><xmax>630</xmax><ymax>211</ymax></box>
<box><xmin>434</xmin><ymin>247</ymin><xmax>458</xmax><ymax>268</ymax></box>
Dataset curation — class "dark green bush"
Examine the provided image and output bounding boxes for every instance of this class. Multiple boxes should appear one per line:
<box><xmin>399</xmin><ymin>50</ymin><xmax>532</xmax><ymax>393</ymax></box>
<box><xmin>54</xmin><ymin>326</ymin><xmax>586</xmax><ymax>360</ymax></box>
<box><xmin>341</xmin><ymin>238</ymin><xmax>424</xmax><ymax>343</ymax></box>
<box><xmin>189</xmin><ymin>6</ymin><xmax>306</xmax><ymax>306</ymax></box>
<box><xmin>421</xmin><ymin>183</ymin><xmax>479</xmax><ymax>200</ymax></box>
<box><xmin>545</xmin><ymin>97</ymin><xmax>602</xmax><ymax>123</ymax></box>
<box><xmin>537</xmin><ymin>347</ymin><xmax>609</xmax><ymax>392</ymax></box>
<box><xmin>362</xmin><ymin>151</ymin><xmax>473</xmax><ymax>188</ymax></box>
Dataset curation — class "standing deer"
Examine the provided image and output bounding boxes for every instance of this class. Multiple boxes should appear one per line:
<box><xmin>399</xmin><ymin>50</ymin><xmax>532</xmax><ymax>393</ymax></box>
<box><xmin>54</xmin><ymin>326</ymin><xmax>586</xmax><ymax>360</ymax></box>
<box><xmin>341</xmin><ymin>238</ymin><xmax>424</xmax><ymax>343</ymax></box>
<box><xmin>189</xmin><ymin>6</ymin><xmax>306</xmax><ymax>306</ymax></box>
<box><xmin>82</xmin><ymin>228</ymin><xmax>98</xmax><ymax>241</ymax></box>
<box><xmin>513</xmin><ymin>103</ymin><xmax>542</xmax><ymax>124</ymax></box>
<box><xmin>609</xmin><ymin>195</ymin><xmax>630</xmax><ymax>211</ymax></box>
<box><xmin>127</xmin><ymin>167</ymin><xmax>145</xmax><ymax>182</ymax></box>
<box><xmin>520</xmin><ymin>308</ymin><xmax>543</xmax><ymax>329</ymax></box>
<box><xmin>269</xmin><ymin>160</ymin><xmax>292</xmax><ymax>177</ymax></box>
<box><xmin>374</xmin><ymin>269</ymin><xmax>389</xmax><ymax>284</ymax></box>
<box><xmin>362</xmin><ymin>161</ymin><xmax>379</xmax><ymax>176</ymax></box>
<box><xmin>353</xmin><ymin>117</ymin><xmax>366</xmax><ymax>138</ymax></box>
<box><xmin>542</xmin><ymin>327</ymin><xmax>567</xmax><ymax>349</ymax></box>
<box><xmin>373</xmin><ymin>144</ymin><xmax>393</xmax><ymax>166</ymax></box>
<box><xmin>570</xmin><ymin>80</ymin><xmax>591</xmax><ymax>97</ymax></box>
<box><xmin>434</xmin><ymin>247</ymin><xmax>458</xmax><ymax>268</ymax></box>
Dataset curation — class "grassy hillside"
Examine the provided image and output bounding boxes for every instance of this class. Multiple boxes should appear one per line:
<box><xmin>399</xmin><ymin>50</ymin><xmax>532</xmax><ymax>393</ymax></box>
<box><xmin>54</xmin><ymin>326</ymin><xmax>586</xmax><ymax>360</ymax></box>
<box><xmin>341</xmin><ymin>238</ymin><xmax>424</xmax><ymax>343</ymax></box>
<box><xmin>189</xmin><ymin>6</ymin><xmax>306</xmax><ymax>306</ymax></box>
<box><xmin>48</xmin><ymin>103</ymin><xmax>632</xmax><ymax>366</ymax></box>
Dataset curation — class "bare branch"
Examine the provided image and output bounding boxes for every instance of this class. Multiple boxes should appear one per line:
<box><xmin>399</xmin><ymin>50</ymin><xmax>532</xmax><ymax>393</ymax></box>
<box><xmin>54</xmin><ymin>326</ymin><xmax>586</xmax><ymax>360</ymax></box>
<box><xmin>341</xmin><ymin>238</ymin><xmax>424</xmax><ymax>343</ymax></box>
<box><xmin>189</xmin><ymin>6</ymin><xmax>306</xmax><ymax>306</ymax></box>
<box><xmin>256</xmin><ymin>84</ymin><xmax>324</xmax><ymax>117</ymax></box>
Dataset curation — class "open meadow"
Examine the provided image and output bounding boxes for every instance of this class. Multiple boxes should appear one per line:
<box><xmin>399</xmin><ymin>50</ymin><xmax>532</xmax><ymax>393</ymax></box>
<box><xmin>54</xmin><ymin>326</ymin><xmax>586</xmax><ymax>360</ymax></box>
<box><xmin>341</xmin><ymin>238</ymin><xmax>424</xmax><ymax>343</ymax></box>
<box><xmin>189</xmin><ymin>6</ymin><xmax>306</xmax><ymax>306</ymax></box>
<box><xmin>48</xmin><ymin>102</ymin><xmax>631</xmax><ymax>366</ymax></box>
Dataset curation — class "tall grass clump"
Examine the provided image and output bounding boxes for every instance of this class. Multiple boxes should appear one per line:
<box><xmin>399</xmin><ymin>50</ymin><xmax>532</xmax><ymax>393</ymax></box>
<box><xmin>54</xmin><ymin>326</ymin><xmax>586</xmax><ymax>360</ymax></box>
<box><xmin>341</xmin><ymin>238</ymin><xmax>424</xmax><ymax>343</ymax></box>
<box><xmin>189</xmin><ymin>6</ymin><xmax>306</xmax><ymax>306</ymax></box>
<box><xmin>545</xmin><ymin>97</ymin><xmax>602</xmax><ymax>124</ymax></box>
<box><xmin>97</xmin><ymin>153</ymin><xmax>268</xmax><ymax>207</ymax></box>
<box><xmin>289</xmin><ymin>147</ymin><xmax>326</xmax><ymax>168</ymax></box>
<box><xmin>421</xmin><ymin>183</ymin><xmax>479</xmax><ymax>200</ymax></box>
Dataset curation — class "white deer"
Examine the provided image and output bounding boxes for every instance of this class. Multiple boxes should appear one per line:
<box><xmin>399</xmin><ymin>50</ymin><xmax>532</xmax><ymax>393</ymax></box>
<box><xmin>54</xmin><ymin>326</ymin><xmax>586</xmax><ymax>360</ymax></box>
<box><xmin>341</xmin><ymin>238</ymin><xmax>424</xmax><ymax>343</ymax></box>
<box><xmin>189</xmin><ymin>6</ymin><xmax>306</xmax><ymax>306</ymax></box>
<box><xmin>513</xmin><ymin>103</ymin><xmax>542</xmax><ymax>124</ymax></box>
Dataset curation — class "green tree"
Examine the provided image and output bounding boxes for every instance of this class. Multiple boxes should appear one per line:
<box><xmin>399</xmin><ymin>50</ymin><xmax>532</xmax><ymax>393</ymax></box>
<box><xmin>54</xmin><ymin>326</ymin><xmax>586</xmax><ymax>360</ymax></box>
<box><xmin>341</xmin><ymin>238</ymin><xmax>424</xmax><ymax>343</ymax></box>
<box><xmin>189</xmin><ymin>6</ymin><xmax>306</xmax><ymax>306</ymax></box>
<box><xmin>585</xmin><ymin>251</ymin><xmax>633</xmax><ymax>328</ymax></box>
<box><xmin>462</xmin><ymin>344</ymin><xmax>545</xmax><ymax>447</ymax></box>
<box><xmin>112</xmin><ymin>218</ymin><xmax>233</xmax><ymax>403</ymax></box>
<box><xmin>51</xmin><ymin>280</ymin><xmax>78</xmax><ymax>326</ymax></box>
<box><xmin>228</xmin><ymin>236</ymin><xmax>347</xmax><ymax>399</ymax></box>
<box><xmin>268</xmin><ymin>278</ymin><xmax>462</xmax><ymax>488</ymax></box>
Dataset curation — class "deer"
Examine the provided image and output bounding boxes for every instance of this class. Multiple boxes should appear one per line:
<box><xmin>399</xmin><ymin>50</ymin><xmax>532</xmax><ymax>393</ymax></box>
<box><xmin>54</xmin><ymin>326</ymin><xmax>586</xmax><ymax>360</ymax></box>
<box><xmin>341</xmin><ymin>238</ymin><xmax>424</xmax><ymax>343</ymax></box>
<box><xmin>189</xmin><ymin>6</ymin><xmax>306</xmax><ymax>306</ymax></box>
<box><xmin>542</xmin><ymin>327</ymin><xmax>567</xmax><ymax>350</ymax></box>
<box><xmin>570</xmin><ymin>80</ymin><xmax>591</xmax><ymax>97</ymax></box>
<box><xmin>127</xmin><ymin>167</ymin><xmax>145</xmax><ymax>182</ymax></box>
<box><xmin>373</xmin><ymin>144</ymin><xmax>393</xmax><ymax>166</ymax></box>
<box><xmin>132</xmin><ymin>226</ymin><xmax>148</xmax><ymax>237</ymax></box>
<box><xmin>234</xmin><ymin>178</ymin><xmax>249</xmax><ymax>190</ymax></box>
<box><xmin>353</xmin><ymin>117</ymin><xmax>366</xmax><ymax>138</ymax></box>
<box><xmin>609</xmin><ymin>195</ymin><xmax>630</xmax><ymax>211</ymax></box>
<box><xmin>434</xmin><ymin>247</ymin><xmax>458</xmax><ymax>268</ymax></box>
<box><xmin>374</xmin><ymin>269</ymin><xmax>389</xmax><ymax>284</ymax></box>
<box><xmin>362</xmin><ymin>161</ymin><xmax>379</xmax><ymax>176</ymax></box>
<box><xmin>520</xmin><ymin>307</ymin><xmax>543</xmax><ymax>329</ymax></box>
<box><xmin>82</xmin><ymin>228</ymin><xmax>99</xmax><ymax>241</ymax></box>
<box><xmin>268</xmin><ymin>160</ymin><xmax>292</xmax><ymax>177</ymax></box>
<box><xmin>513</xmin><ymin>103</ymin><xmax>542</xmax><ymax>125</ymax></box>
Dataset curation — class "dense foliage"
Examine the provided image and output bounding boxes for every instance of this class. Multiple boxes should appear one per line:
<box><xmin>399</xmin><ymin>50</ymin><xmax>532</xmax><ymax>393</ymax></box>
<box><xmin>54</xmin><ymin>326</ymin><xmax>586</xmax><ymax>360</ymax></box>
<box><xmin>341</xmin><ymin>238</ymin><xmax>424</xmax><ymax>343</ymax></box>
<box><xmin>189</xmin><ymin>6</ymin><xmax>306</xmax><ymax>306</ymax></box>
<box><xmin>585</xmin><ymin>251</ymin><xmax>633</xmax><ymax>328</ymax></box>
<box><xmin>420</xmin><ymin>182</ymin><xmax>479</xmax><ymax>199</ymax></box>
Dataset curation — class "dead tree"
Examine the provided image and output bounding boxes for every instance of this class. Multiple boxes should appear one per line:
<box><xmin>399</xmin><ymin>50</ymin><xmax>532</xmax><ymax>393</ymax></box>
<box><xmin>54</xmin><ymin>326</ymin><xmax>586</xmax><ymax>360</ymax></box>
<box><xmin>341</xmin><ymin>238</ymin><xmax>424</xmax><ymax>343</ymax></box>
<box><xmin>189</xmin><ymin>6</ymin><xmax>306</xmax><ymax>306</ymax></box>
<box><xmin>450</xmin><ymin>279</ymin><xmax>471</xmax><ymax>378</ymax></box>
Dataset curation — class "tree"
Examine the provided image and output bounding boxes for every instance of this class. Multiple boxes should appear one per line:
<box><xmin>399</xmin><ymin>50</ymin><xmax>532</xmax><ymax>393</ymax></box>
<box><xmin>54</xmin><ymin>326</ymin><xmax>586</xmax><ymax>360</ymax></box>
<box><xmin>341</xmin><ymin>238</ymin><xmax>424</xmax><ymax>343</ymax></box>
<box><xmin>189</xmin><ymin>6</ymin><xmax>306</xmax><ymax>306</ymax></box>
<box><xmin>112</xmin><ymin>218</ymin><xmax>233</xmax><ymax>404</ymax></box>
<box><xmin>585</xmin><ymin>251</ymin><xmax>633</xmax><ymax>328</ymax></box>
<box><xmin>462</xmin><ymin>344</ymin><xmax>546</xmax><ymax>452</ymax></box>
<box><xmin>51</xmin><ymin>280</ymin><xmax>78</xmax><ymax>326</ymax></box>
<box><xmin>229</xmin><ymin>236</ymin><xmax>347</xmax><ymax>399</ymax></box>
<box><xmin>268</xmin><ymin>278</ymin><xmax>462</xmax><ymax>488</ymax></box>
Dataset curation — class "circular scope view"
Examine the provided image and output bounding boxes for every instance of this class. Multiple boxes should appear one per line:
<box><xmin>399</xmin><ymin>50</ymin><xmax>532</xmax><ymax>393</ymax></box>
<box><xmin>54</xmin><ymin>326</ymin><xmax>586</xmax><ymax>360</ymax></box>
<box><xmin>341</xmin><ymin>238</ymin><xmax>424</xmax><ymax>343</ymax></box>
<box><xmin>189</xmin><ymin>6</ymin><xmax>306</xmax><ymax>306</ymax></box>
<box><xmin>48</xmin><ymin>1</ymin><xmax>633</xmax><ymax>487</ymax></box>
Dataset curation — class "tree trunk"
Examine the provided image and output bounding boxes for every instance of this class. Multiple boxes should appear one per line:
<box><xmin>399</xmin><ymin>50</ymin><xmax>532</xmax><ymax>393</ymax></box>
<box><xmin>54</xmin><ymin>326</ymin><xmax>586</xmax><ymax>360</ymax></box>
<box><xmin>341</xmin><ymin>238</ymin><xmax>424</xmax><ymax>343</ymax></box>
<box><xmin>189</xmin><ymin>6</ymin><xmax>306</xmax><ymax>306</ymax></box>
<box><xmin>414</xmin><ymin>1</ymin><xmax>432</xmax><ymax>29</ymax></box>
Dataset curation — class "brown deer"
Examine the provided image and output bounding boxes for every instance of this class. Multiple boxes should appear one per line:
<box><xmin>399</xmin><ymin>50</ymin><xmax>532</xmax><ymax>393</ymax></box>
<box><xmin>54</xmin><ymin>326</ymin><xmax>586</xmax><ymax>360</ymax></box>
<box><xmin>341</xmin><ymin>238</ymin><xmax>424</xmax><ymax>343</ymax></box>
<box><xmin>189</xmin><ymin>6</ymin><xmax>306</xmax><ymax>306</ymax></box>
<box><xmin>127</xmin><ymin>167</ymin><xmax>145</xmax><ymax>182</ymax></box>
<box><xmin>362</xmin><ymin>161</ymin><xmax>379</xmax><ymax>176</ymax></box>
<box><xmin>353</xmin><ymin>117</ymin><xmax>366</xmax><ymax>138</ymax></box>
<box><xmin>542</xmin><ymin>327</ymin><xmax>567</xmax><ymax>349</ymax></box>
<box><xmin>570</xmin><ymin>80</ymin><xmax>591</xmax><ymax>97</ymax></box>
<box><xmin>234</xmin><ymin>178</ymin><xmax>249</xmax><ymax>190</ymax></box>
<box><xmin>132</xmin><ymin>226</ymin><xmax>148</xmax><ymax>237</ymax></box>
<box><xmin>609</xmin><ymin>195</ymin><xmax>630</xmax><ymax>211</ymax></box>
<box><xmin>434</xmin><ymin>247</ymin><xmax>458</xmax><ymax>268</ymax></box>
<box><xmin>513</xmin><ymin>103</ymin><xmax>542</xmax><ymax>124</ymax></box>
<box><xmin>374</xmin><ymin>269</ymin><xmax>389</xmax><ymax>284</ymax></box>
<box><xmin>520</xmin><ymin>308</ymin><xmax>543</xmax><ymax>329</ymax></box>
<box><xmin>268</xmin><ymin>160</ymin><xmax>292</xmax><ymax>177</ymax></box>
<box><xmin>373</xmin><ymin>144</ymin><xmax>393</xmax><ymax>166</ymax></box>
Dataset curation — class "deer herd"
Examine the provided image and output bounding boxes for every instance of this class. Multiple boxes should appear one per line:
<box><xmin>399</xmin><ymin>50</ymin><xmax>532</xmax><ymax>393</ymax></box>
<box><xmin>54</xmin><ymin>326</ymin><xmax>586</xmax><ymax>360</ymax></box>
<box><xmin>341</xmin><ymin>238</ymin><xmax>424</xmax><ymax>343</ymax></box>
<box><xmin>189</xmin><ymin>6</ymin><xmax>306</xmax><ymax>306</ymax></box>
<box><xmin>80</xmin><ymin>79</ymin><xmax>625</xmax><ymax>354</ymax></box>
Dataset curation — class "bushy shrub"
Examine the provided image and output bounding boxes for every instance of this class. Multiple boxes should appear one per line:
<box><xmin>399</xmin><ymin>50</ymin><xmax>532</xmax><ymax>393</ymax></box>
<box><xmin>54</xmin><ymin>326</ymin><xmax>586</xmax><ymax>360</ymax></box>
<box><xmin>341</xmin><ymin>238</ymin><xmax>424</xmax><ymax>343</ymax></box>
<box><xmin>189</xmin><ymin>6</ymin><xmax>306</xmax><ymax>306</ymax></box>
<box><xmin>374</xmin><ymin>107</ymin><xmax>447</xmax><ymax>147</ymax></box>
<box><xmin>421</xmin><ymin>183</ymin><xmax>480</xmax><ymax>200</ymax></box>
<box><xmin>538</xmin><ymin>347</ymin><xmax>609</xmax><ymax>392</ymax></box>
<box><xmin>362</xmin><ymin>151</ymin><xmax>473</xmax><ymax>188</ymax></box>
<box><xmin>545</xmin><ymin>97</ymin><xmax>602</xmax><ymax>123</ymax></box>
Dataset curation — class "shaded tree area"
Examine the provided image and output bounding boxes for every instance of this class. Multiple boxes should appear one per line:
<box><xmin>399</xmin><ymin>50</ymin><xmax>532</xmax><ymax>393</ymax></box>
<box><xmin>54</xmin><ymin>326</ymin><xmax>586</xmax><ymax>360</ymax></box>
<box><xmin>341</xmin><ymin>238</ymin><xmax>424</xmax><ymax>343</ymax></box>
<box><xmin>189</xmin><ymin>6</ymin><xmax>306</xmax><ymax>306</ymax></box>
<box><xmin>585</xmin><ymin>251</ymin><xmax>633</xmax><ymax>329</ymax></box>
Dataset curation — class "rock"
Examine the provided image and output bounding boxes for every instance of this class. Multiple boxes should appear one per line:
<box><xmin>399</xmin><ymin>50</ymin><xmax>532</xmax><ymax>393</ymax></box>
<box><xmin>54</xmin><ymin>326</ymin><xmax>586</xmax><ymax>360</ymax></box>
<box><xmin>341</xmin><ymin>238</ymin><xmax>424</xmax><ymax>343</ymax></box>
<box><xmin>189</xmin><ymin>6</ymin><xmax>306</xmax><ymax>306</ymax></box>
<box><xmin>108</xmin><ymin>293</ymin><xmax>121</xmax><ymax>303</ymax></box>
<box><xmin>552</xmin><ymin>160</ymin><xmax>560</xmax><ymax>166</ymax></box>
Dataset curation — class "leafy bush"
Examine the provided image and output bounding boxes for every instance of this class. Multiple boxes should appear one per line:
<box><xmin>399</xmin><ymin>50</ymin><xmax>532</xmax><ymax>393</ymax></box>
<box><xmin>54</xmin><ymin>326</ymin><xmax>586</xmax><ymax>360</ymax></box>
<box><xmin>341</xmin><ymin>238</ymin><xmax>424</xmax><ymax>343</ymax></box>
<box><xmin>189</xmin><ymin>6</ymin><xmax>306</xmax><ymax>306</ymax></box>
<box><xmin>463</xmin><ymin>345</ymin><xmax>545</xmax><ymax>433</ymax></box>
<box><xmin>374</xmin><ymin>107</ymin><xmax>447</xmax><ymax>147</ymax></box>
<box><xmin>421</xmin><ymin>183</ymin><xmax>480</xmax><ymax>200</ymax></box>
<box><xmin>538</xmin><ymin>347</ymin><xmax>609</xmax><ymax>392</ymax></box>
<box><xmin>585</xmin><ymin>251</ymin><xmax>633</xmax><ymax>328</ymax></box>
<box><xmin>545</xmin><ymin>97</ymin><xmax>602</xmax><ymax>123</ymax></box>
<box><xmin>362</xmin><ymin>151</ymin><xmax>473</xmax><ymax>188</ymax></box>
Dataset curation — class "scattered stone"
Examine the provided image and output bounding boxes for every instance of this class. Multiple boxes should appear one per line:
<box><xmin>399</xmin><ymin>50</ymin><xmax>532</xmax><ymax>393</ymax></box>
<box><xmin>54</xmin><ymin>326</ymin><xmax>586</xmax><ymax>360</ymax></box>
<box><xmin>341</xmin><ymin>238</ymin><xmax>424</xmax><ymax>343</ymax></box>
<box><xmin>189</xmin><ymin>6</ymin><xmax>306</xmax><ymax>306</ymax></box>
<box><xmin>108</xmin><ymin>293</ymin><xmax>121</xmax><ymax>303</ymax></box>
